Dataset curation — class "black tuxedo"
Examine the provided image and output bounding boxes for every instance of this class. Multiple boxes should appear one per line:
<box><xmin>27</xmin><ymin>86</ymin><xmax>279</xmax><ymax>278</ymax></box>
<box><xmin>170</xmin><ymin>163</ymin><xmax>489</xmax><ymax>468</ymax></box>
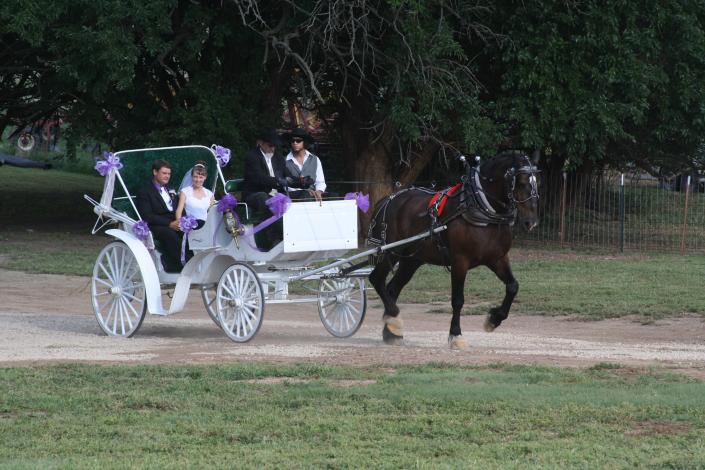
<box><xmin>242</xmin><ymin>147</ymin><xmax>286</xmax><ymax>198</ymax></box>
<box><xmin>136</xmin><ymin>183</ymin><xmax>182</xmax><ymax>271</ymax></box>
<box><xmin>136</xmin><ymin>184</ymin><xmax>177</xmax><ymax>227</ymax></box>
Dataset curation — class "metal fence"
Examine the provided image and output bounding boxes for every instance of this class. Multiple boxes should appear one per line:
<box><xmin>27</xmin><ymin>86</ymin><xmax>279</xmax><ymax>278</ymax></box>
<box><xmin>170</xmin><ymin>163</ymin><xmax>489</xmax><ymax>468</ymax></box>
<box><xmin>516</xmin><ymin>172</ymin><xmax>705</xmax><ymax>254</ymax></box>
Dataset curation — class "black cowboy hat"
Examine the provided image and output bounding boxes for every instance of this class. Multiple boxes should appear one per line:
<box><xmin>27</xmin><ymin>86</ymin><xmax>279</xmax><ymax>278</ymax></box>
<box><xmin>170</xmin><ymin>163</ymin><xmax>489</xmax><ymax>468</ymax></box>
<box><xmin>282</xmin><ymin>127</ymin><xmax>314</xmax><ymax>144</ymax></box>
<box><xmin>256</xmin><ymin>128</ymin><xmax>283</xmax><ymax>146</ymax></box>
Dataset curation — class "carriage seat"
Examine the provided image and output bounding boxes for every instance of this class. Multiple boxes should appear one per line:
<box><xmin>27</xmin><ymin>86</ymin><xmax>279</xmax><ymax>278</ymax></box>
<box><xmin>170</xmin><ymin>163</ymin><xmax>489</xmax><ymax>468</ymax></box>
<box><xmin>224</xmin><ymin>178</ymin><xmax>267</xmax><ymax>225</ymax></box>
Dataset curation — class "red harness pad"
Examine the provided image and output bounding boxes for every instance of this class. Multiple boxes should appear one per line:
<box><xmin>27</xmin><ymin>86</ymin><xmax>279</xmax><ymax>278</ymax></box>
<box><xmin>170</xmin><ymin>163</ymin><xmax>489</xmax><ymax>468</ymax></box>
<box><xmin>428</xmin><ymin>183</ymin><xmax>462</xmax><ymax>217</ymax></box>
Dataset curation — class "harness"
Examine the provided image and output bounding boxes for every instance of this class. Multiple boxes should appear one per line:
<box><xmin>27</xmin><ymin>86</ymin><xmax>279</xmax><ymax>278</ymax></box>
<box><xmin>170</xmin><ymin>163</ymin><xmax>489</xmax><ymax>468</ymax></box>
<box><xmin>367</xmin><ymin>155</ymin><xmax>540</xmax><ymax>266</ymax></box>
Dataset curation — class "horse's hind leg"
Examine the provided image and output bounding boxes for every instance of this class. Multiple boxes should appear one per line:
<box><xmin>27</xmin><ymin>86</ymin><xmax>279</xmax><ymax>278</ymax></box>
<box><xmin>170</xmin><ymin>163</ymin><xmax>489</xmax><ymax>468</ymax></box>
<box><xmin>483</xmin><ymin>255</ymin><xmax>518</xmax><ymax>332</ymax></box>
<box><xmin>448</xmin><ymin>261</ymin><xmax>469</xmax><ymax>350</ymax></box>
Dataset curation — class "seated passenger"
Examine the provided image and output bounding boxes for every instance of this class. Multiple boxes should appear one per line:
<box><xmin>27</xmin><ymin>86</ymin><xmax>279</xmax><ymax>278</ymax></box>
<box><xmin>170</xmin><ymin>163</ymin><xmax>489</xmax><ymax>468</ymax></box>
<box><xmin>283</xmin><ymin>127</ymin><xmax>331</xmax><ymax>201</ymax></box>
<box><xmin>175</xmin><ymin>161</ymin><xmax>215</xmax><ymax>229</ymax></box>
<box><xmin>135</xmin><ymin>159</ymin><xmax>182</xmax><ymax>272</ymax></box>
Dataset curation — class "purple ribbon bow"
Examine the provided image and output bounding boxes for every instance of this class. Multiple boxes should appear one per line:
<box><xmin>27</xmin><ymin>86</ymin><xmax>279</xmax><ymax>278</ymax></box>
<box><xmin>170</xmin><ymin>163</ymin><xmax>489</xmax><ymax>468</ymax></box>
<box><xmin>132</xmin><ymin>220</ymin><xmax>150</xmax><ymax>244</ymax></box>
<box><xmin>241</xmin><ymin>194</ymin><xmax>292</xmax><ymax>248</ymax></box>
<box><xmin>179</xmin><ymin>215</ymin><xmax>198</xmax><ymax>265</ymax></box>
<box><xmin>212</xmin><ymin>144</ymin><xmax>231</xmax><ymax>168</ymax></box>
<box><xmin>217</xmin><ymin>194</ymin><xmax>238</xmax><ymax>213</ymax></box>
<box><xmin>344</xmin><ymin>192</ymin><xmax>370</xmax><ymax>213</ymax></box>
<box><xmin>265</xmin><ymin>192</ymin><xmax>291</xmax><ymax>218</ymax></box>
<box><xmin>94</xmin><ymin>152</ymin><xmax>123</xmax><ymax>176</ymax></box>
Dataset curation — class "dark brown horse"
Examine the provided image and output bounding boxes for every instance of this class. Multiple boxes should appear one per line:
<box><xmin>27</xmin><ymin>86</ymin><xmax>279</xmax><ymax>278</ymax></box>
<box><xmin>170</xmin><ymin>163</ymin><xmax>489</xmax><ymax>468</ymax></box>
<box><xmin>367</xmin><ymin>153</ymin><xmax>539</xmax><ymax>349</ymax></box>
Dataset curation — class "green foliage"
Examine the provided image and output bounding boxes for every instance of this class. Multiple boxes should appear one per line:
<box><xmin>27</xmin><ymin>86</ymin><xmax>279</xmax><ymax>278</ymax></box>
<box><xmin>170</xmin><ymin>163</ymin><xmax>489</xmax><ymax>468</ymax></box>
<box><xmin>490</xmin><ymin>0</ymin><xmax>705</xmax><ymax>170</ymax></box>
<box><xmin>2</xmin><ymin>0</ymin><xmax>705</xmax><ymax>184</ymax></box>
<box><xmin>1</xmin><ymin>363</ymin><xmax>704</xmax><ymax>467</ymax></box>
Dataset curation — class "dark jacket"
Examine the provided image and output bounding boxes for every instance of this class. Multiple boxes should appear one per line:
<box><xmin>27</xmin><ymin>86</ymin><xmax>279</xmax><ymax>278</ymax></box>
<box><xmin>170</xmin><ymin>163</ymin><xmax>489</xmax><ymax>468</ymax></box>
<box><xmin>242</xmin><ymin>147</ymin><xmax>286</xmax><ymax>197</ymax></box>
<box><xmin>136</xmin><ymin>183</ymin><xmax>177</xmax><ymax>227</ymax></box>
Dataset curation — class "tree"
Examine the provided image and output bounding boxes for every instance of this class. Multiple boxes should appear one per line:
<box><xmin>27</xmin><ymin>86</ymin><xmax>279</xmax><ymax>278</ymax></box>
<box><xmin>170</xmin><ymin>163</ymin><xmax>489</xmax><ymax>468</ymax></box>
<box><xmin>486</xmin><ymin>0</ymin><xmax>705</xmax><ymax>183</ymax></box>
<box><xmin>233</xmin><ymin>0</ymin><xmax>500</xmax><ymax>208</ymax></box>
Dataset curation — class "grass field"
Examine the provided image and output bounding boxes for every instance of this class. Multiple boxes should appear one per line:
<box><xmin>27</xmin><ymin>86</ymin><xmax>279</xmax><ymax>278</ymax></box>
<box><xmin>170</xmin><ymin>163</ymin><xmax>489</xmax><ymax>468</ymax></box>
<box><xmin>0</xmin><ymin>165</ymin><xmax>103</xmax><ymax>224</ymax></box>
<box><xmin>1</xmin><ymin>363</ymin><xmax>703</xmax><ymax>468</ymax></box>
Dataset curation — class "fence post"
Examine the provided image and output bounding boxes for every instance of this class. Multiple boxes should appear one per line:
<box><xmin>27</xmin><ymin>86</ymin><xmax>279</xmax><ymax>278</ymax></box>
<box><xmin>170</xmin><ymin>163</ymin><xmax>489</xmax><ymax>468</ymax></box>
<box><xmin>619</xmin><ymin>174</ymin><xmax>625</xmax><ymax>253</ymax></box>
<box><xmin>559</xmin><ymin>172</ymin><xmax>567</xmax><ymax>246</ymax></box>
<box><xmin>680</xmin><ymin>175</ymin><xmax>691</xmax><ymax>255</ymax></box>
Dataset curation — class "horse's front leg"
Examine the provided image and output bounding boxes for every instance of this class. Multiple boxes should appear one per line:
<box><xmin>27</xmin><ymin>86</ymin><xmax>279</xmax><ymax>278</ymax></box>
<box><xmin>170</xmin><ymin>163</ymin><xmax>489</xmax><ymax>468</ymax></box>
<box><xmin>448</xmin><ymin>262</ymin><xmax>469</xmax><ymax>350</ymax></box>
<box><xmin>378</xmin><ymin>258</ymin><xmax>423</xmax><ymax>345</ymax></box>
<box><xmin>484</xmin><ymin>255</ymin><xmax>519</xmax><ymax>332</ymax></box>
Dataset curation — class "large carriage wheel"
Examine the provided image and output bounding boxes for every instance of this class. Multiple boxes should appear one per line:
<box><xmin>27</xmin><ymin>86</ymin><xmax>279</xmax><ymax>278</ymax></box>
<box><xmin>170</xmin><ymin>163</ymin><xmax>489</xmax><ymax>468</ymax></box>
<box><xmin>91</xmin><ymin>242</ymin><xmax>147</xmax><ymax>337</ymax></box>
<box><xmin>200</xmin><ymin>283</ymin><xmax>221</xmax><ymax>328</ymax></box>
<box><xmin>216</xmin><ymin>263</ymin><xmax>265</xmax><ymax>342</ymax></box>
<box><xmin>318</xmin><ymin>277</ymin><xmax>367</xmax><ymax>337</ymax></box>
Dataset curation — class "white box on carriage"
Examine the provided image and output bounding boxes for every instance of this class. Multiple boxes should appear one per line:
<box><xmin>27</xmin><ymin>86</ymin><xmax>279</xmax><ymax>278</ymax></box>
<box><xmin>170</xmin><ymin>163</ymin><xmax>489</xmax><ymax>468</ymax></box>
<box><xmin>283</xmin><ymin>199</ymin><xmax>358</xmax><ymax>253</ymax></box>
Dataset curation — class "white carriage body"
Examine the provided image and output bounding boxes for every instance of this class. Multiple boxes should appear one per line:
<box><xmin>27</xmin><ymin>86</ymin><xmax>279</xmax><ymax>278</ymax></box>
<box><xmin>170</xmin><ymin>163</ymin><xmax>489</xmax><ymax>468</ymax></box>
<box><xmin>86</xmin><ymin>145</ymin><xmax>369</xmax><ymax>342</ymax></box>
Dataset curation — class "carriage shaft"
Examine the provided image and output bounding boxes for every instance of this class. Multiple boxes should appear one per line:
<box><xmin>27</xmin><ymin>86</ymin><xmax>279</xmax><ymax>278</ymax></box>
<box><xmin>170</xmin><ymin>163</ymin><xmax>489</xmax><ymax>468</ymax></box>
<box><xmin>288</xmin><ymin>225</ymin><xmax>447</xmax><ymax>282</ymax></box>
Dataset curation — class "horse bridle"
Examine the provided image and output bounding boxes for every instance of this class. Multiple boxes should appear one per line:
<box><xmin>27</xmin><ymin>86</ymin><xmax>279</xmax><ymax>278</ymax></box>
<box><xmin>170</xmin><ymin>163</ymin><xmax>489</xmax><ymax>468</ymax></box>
<box><xmin>504</xmin><ymin>155</ymin><xmax>540</xmax><ymax>207</ymax></box>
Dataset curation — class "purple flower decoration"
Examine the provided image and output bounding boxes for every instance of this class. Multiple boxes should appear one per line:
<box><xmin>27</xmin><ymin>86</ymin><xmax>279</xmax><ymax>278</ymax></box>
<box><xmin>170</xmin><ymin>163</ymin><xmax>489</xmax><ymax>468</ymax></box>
<box><xmin>217</xmin><ymin>194</ymin><xmax>238</xmax><ymax>213</ymax></box>
<box><xmin>265</xmin><ymin>193</ymin><xmax>291</xmax><ymax>218</ymax></box>
<box><xmin>94</xmin><ymin>152</ymin><xmax>122</xmax><ymax>176</ymax></box>
<box><xmin>179</xmin><ymin>215</ymin><xmax>199</xmax><ymax>265</ymax></box>
<box><xmin>179</xmin><ymin>215</ymin><xmax>198</xmax><ymax>234</ymax></box>
<box><xmin>345</xmin><ymin>192</ymin><xmax>370</xmax><ymax>213</ymax></box>
<box><xmin>211</xmin><ymin>144</ymin><xmax>231</xmax><ymax>168</ymax></box>
<box><xmin>132</xmin><ymin>220</ymin><xmax>150</xmax><ymax>242</ymax></box>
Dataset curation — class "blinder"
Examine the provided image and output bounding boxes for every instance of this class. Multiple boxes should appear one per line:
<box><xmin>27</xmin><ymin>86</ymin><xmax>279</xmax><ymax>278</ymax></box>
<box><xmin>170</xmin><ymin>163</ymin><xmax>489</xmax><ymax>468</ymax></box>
<box><xmin>504</xmin><ymin>156</ymin><xmax>540</xmax><ymax>206</ymax></box>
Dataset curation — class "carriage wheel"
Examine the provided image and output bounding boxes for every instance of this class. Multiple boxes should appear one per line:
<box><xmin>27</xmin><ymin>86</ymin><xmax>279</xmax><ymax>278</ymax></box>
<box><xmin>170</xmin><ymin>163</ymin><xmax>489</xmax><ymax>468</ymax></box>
<box><xmin>318</xmin><ymin>277</ymin><xmax>367</xmax><ymax>338</ymax></box>
<box><xmin>91</xmin><ymin>242</ymin><xmax>147</xmax><ymax>337</ymax></box>
<box><xmin>216</xmin><ymin>263</ymin><xmax>265</xmax><ymax>343</ymax></box>
<box><xmin>200</xmin><ymin>283</ymin><xmax>221</xmax><ymax>328</ymax></box>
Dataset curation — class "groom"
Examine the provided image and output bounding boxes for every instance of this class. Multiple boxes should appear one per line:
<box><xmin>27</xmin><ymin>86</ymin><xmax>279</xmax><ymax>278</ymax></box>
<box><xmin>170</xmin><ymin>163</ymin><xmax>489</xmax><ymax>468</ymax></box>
<box><xmin>136</xmin><ymin>159</ymin><xmax>183</xmax><ymax>272</ymax></box>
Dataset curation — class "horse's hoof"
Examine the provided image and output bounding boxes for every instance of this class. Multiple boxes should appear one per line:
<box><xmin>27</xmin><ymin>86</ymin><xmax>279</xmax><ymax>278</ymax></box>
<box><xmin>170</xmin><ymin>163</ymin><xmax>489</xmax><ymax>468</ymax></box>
<box><xmin>382</xmin><ymin>315</ymin><xmax>404</xmax><ymax>337</ymax></box>
<box><xmin>382</xmin><ymin>325</ymin><xmax>404</xmax><ymax>346</ymax></box>
<box><xmin>483</xmin><ymin>316</ymin><xmax>497</xmax><ymax>332</ymax></box>
<box><xmin>448</xmin><ymin>335</ymin><xmax>468</xmax><ymax>350</ymax></box>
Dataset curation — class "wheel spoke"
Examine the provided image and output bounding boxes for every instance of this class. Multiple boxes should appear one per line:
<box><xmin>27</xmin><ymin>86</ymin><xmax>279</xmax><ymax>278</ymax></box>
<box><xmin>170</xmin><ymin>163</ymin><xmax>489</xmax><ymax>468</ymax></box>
<box><xmin>94</xmin><ymin>277</ymin><xmax>113</xmax><ymax>289</ymax></box>
<box><xmin>98</xmin><ymin>296</ymin><xmax>114</xmax><ymax>316</ymax></box>
<box><xmin>221</xmin><ymin>283</ymin><xmax>237</xmax><ymax>299</ymax></box>
<box><xmin>120</xmin><ymin>297</ymin><xmax>135</xmax><ymax>331</ymax></box>
<box><xmin>99</xmin><ymin>261</ymin><xmax>115</xmax><ymax>284</ymax></box>
<box><xmin>122</xmin><ymin>295</ymin><xmax>141</xmax><ymax>319</ymax></box>
<box><xmin>109</xmin><ymin>299</ymin><xmax>119</xmax><ymax>334</ymax></box>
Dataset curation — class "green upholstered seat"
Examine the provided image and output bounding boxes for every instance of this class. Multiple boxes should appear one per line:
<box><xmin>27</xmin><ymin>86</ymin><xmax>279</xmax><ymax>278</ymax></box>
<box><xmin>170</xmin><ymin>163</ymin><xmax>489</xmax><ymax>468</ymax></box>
<box><xmin>112</xmin><ymin>146</ymin><xmax>218</xmax><ymax>213</ymax></box>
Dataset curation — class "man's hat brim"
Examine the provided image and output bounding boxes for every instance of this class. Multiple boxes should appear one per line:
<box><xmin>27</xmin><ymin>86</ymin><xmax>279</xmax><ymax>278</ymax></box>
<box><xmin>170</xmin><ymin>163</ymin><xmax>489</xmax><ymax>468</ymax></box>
<box><xmin>282</xmin><ymin>127</ymin><xmax>314</xmax><ymax>144</ymax></box>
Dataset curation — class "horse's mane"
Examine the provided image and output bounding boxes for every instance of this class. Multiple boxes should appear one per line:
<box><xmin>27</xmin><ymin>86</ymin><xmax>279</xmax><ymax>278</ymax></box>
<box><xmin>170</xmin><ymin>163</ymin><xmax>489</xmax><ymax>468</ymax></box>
<box><xmin>479</xmin><ymin>152</ymin><xmax>522</xmax><ymax>178</ymax></box>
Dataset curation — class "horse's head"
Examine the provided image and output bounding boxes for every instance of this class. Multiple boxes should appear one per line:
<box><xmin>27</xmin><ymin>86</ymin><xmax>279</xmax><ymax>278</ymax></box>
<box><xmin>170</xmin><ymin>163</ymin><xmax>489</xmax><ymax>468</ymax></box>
<box><xmin>477</xmin><ymin>153</ymin><xmax>540</xmax><ymax>231</ymax></box>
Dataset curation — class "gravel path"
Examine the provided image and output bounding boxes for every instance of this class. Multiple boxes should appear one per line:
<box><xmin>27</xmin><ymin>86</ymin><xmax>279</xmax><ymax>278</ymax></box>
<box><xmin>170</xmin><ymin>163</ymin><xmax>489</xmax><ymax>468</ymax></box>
<box><xmin>3</xmin><ymin>269</ymin><xmax>705</xmax><ymax>376</ymax></box>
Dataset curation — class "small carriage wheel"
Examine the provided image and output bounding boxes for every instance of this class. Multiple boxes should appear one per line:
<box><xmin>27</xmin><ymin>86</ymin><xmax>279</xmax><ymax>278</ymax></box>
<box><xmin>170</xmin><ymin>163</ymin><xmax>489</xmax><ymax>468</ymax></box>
<box><xmin>200</xmin><ymin>283</ymin><xmax>221</xmax><ymax>328</ymax></box>
<box><xmin>216</xmin><ymin>263</ymin><xmax>265</xmax><ymax>343</ymax></box>
<box><xmin>91</xmin><ymin>242</ymin><xmax>147</xmax><ymax>337</ymax></box>
<box><xmin>317</xmin><ymin>277</ymin><xmax>367</xmax><ymax>338</ymax></box>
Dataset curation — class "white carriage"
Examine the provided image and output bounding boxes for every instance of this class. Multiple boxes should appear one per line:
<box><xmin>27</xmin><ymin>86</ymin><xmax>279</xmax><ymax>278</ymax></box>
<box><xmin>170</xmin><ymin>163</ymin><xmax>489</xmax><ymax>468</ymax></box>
<box><xmin>85</xmin><ymin>145</ymin><xmax>370</xmax><ymax>342</ymax></box>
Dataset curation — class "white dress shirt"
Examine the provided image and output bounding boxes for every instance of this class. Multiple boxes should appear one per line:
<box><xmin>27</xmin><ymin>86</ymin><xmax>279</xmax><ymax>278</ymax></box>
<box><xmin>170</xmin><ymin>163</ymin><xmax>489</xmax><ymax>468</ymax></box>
<box><xmin>285</xmin><ymin>151</ymin><xmax>326</xmax><ymax>192</ymax></box>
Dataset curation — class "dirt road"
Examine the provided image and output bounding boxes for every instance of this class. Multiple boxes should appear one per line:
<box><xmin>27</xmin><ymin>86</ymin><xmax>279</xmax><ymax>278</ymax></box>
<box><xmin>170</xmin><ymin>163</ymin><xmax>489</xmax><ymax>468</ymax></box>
<box><xmin>3</xmin><ymin>269</ymin><xmax>705</xmax><ymax>376</ymax></box>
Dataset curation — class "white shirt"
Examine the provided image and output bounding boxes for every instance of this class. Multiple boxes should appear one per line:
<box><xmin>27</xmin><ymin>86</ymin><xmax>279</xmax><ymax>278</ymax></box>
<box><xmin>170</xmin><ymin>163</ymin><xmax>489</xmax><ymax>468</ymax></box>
<box><xmin>261</xmin><ymin>149</ymin><xmax>275</xmax><ymax>177</ymax></box>
<box><xmin>181</xmin><ymin>186</ymin><xmax>213</xmax><ymax>220</ymax></box>
<box><xmin>158</xmin><ymin>185</ymin><xmax>173</xmax><ymax>211</ymax></box>
<box><xmin>285</xmin><ymin>151</ymin><xmax>326</xmax><ymax>192</ymax></box>
<box><xmin>261</xmin><ymin>149</ymin><xmax>279</xmax><ymax>196</ymax></box>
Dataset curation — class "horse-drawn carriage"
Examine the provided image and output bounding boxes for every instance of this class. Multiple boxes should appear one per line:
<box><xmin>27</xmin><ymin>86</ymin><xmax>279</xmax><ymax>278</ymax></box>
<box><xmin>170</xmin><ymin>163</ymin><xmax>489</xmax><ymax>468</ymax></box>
<box><xmin>85</xmin><ymin>145</ymin><xmax>369</xmax><ymax>342</ymax></box>
<box><xmin>86</xmin><ymin>144</ymin><xmax>539</xmax><ymax>349</ymax></box>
